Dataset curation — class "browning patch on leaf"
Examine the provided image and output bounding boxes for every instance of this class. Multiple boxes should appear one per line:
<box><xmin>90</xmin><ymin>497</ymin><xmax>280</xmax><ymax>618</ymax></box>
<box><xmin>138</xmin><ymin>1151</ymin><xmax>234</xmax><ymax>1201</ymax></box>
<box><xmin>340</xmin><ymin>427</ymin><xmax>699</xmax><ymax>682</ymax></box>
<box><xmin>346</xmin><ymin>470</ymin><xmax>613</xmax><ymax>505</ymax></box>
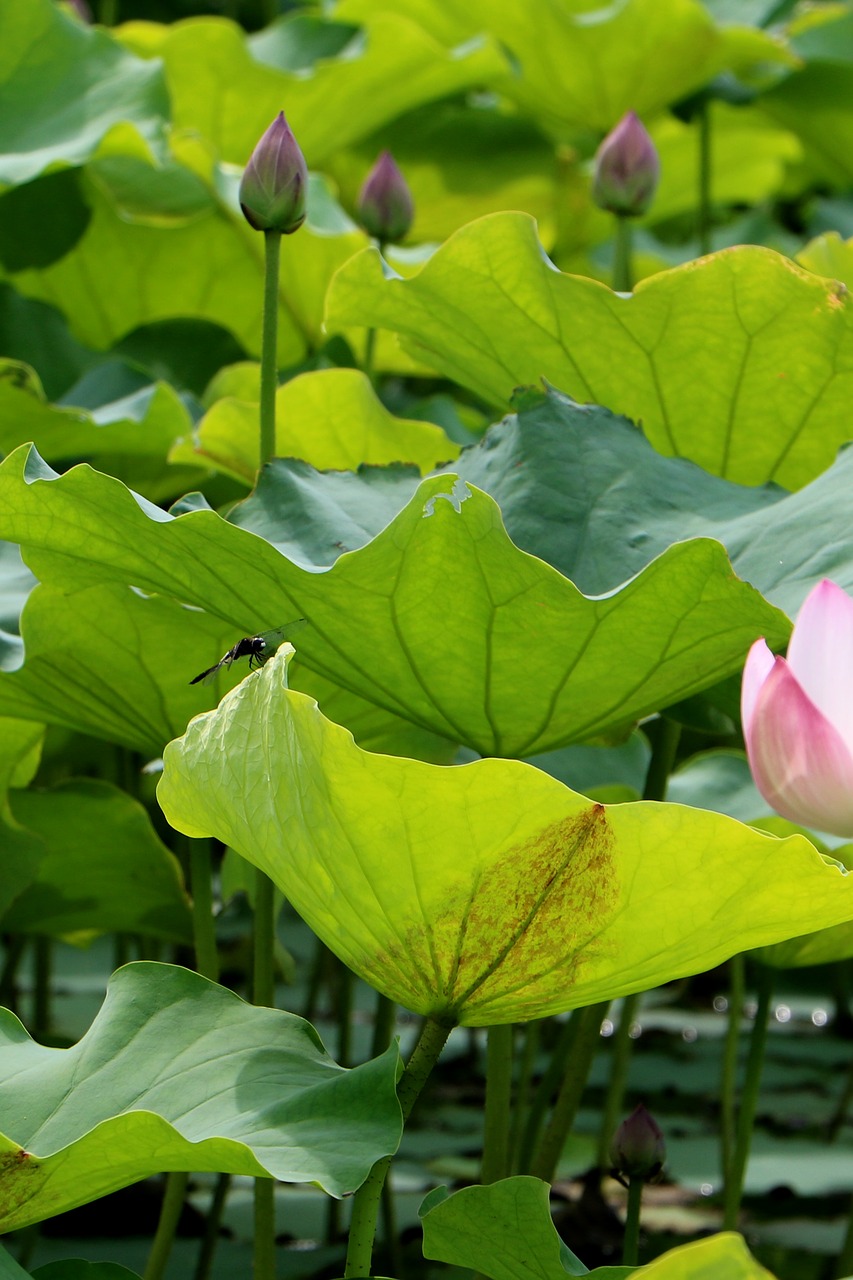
<box><xmin>438</xmin><ymin>803</ymin><xmax>618</xmax><ymax>1021</ymax></box>
<box><xmin>0</xmin><ymin>1146</ymin><xmax>44</xmax><ymax>1223</ymax></box>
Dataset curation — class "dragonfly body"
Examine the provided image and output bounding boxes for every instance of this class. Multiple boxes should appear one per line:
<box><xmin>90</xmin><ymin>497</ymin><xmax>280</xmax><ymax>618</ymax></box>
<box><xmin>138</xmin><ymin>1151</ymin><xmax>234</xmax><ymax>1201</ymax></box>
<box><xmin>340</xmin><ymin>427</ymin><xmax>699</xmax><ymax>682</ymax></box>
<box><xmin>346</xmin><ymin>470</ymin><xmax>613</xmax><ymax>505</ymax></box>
<box><xmin>190</xmin><ymin>620</ymin><xmax>306</xmax><ymax>685</ymax></box>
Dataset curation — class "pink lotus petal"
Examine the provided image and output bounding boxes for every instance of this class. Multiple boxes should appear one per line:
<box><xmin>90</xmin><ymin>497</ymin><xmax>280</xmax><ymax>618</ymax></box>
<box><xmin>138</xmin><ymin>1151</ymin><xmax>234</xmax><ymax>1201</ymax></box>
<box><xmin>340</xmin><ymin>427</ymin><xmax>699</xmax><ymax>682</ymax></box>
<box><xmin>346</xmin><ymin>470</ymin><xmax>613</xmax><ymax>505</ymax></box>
<box><xmin>741</xmin><ymin>637</ymin><xmax>775</xmax><ymax>736</ymax></box>
<box><xmin>745</xmin><ymin>655</ymin><xmax>853</xmax><ymax>837</ymax></box>
<box><xmin>788</xmin><ymin>579</ymin><xmax>853</xmax><ymax>754</ymax></box>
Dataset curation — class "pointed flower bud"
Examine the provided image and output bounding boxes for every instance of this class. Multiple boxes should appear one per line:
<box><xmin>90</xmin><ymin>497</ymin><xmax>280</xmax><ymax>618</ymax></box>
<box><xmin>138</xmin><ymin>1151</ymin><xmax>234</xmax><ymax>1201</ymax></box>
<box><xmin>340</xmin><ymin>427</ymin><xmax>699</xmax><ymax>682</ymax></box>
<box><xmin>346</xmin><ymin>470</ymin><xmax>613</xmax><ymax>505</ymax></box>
<box><xmin>239</xmin><ymin>112</ymin><xmax>308</xmax><ymax>235</ymax></box>
<box><xmin>592</xmin><ymin>111</ymin><xmax>660</xmax><ymax>218</ymax></box>
<box><xmin>610</xmin><ymin>1104</ymin><xmax>666</xmax><ymax>1182</ymax></box>
<box><xmin>742</xmin><ymin>579</ymin><xmax>853</xmax><ymax>837</ymax></box>
<box><xmin>357</xmin><ymin>150</ymin><xmax>414</xmax><ymax>245</ymax></box>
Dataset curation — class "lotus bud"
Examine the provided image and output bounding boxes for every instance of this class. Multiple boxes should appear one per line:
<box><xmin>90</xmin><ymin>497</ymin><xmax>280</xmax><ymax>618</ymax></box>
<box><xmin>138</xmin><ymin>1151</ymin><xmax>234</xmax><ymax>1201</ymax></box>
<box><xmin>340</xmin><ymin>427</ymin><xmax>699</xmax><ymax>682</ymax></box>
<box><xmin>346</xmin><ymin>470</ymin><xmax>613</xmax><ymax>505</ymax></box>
<box><xmin>592</xmin><ymin>111</ymin><xmax>660</xmax><ymax>218</ymax></box>
<box><xmin>742</xmin><ymin>579</ymin><xmax>853</xmax><ymax>837</ymax></box>
<box><xmin>357</xmin><ymin>150</ymin><xmax>414</xmax><ymax>245</ymax></box>
<box><xmin>610</xmin><ymin>1104</ymin><xmax>666</xmax><ymax>1182</ymax></box>
<box><xmin>239</xmin><ymin>112</ymin><xmax>308</xmax><ymax>235</ymax></box>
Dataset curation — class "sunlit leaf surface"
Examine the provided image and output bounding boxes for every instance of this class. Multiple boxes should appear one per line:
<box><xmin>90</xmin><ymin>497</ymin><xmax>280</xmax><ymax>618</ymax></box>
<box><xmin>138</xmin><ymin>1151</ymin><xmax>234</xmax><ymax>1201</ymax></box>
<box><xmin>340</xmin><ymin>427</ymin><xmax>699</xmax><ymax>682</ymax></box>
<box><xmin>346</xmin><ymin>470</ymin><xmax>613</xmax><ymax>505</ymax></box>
<box><xmin>158</xmin><ymin>648</ymin><xmax>853</xmax><ymax>1026</ymax></box>
<box><xmin>327</xmin><ymin>215</ymin><xmax>853</xmax><ymax>489</ymax></box>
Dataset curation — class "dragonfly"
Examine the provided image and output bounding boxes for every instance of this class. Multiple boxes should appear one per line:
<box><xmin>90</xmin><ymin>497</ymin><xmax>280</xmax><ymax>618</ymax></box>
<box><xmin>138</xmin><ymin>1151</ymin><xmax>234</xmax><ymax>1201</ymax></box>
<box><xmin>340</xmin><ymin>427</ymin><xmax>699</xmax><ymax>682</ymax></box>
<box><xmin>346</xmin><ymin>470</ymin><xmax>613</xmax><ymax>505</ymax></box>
<box><xmin>190</xmin><ymin>620</ymin><xmax>307</xmax><ymax>685</ymax></box>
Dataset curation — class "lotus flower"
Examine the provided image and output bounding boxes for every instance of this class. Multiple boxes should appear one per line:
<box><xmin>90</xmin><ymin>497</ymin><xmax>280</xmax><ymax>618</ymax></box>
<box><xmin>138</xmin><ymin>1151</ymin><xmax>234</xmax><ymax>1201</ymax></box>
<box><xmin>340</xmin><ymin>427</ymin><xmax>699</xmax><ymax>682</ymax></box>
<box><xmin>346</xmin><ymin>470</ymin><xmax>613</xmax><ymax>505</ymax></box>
<box><xmin>742</xmin><ymin>579</ymin><xmax>853</xmax><ymax>836</ymax></box>
<box><xmin>610</xmin><ymin>1104</ymin><xmax>666</xmax><ymax>1182</ymax></box>
<box><xmin>239</xmin><ymin>112</ymin><xmax>308</xmax><ymax>235</ymax></box>
<box><xmin>592</xmin><ymin>111</ymin><xmax>660</xmax><ymax>218</ymax></box>
<box><xmin>357</xmin><ymin>150</ymin><xmax>414</xmax><ymax>245</ymax></box>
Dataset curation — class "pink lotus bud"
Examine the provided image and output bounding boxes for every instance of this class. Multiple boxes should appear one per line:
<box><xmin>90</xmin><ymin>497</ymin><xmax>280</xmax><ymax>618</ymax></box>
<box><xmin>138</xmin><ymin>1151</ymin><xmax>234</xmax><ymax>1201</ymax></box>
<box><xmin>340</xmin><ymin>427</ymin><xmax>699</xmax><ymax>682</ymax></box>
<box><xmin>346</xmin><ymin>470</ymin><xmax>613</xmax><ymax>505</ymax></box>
<box><xmin>239</xmin><ymin>112</ymin><xmax>308</xmax><ymax>235</ymax></box>
<box><xmin>65</xmin><ymin>0</ymin><xmax>93</xmax><ymax>20</ymax></box>
<box><xmin>742</xmin><ymin>579</ymin><xmax>853</xmax><ymax>837</ymax></box>
<box><xmin>592</xmin><ymin>111</ymin><xmax>660</xmax><ymax>218</ymax></box>
<box><xmin>357</xmin><ymin>150</ymin><xmax>414</xmax><ymax>245</ymax></box>
<box><xmin>610</xmin><ymin>1104</ymin><xmax>666</xmax><ymax>1182</ymax></box>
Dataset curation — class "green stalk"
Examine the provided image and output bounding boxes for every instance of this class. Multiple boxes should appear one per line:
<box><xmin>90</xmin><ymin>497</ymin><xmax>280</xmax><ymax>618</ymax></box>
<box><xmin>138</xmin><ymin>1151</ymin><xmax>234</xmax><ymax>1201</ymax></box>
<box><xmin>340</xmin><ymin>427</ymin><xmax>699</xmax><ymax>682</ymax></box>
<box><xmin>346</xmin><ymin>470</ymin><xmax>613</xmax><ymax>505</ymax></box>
<box><xmin>835</xmin><ymin>1191</ymin><xmax>853</xmax><ymax>1278</ymax></box>
<box><xmin>253</xmin><ymin>869</ymin><xmax>276</xmax><ymax>1008</ymax></box>
<box><xmin>254</xmin><ymin>1180</ymin><xmax>276</xmax><ymax>1278</ymax></box>
<box><xmin>363</xmin><ymin>328</ymin><xmax>377</xmax><ymax>384</ymax></box>
<box><xmin>344</xmin><ymin>1017</ymin><xmax>452</xmax><ymax>1278</ymax></box>
<box><xmin>253</xmin><ymin>868</ymin><xmax>277</xmax><ymax>1279</ymax></box>
<box><xmin>371</xmin><ymin>992</ymin><xmax>397</xmax><ymax>1058</ymax></box>
<box><xmin>517</xmin><ymin>1013</ymin><xmax>579</xmax><ymax>1175</ymax></box>
<box><xmin>336</xmin><ymin>960</ymin><xmax>355</xmax><ymax>1068</ymax></box>
<box><xmin>697</xmin><ymin>97</ymin><xmax>712</xmax><ymax>257</ymax></box>
<box><xmin>0</xmin><ymin>935</ymin><xmax>27</xmax><ymax>1010</ymax></box>
<box><xmin>722</xmin><ymin>965</ymin><xmax>774</xmax><ymax>1229</ymax></box>
<box><xmin>509</xmin><ymin>1019</ymin><xmax>541</xmax><ymax>1172</ymax></box>
<box><xmin>143</xmin><ymin>1173</ymin><xmax>190</xmax><ymax>1280</ymax></box>
<box><xmin>612</xmin><ymin>215</ymin><xmax>634</xmax><ymax>293</ymax></box>
<box><xmin>719</xmin><ymin>953</ymin><xmax>745</xmax><ymax>1182</ymax></box>
<box><xmin>189</xmin><ymin>838</ymin><xmax>219</xmax><ymax>984</ymax></box>
<box><xmin>193</xmin><ymin>1173</ymin><xmax>231</xmax><ymax>1280</ymax></box>
<box><xmin>621</xmin><ymin>1176</ymin><xmax>644</xmax><ymax>1267</ymax></box>
<box><xmin>597</xmin><ymin>991</ymin><xmax>640</xmax><ymax>1168</ymax></box>
<box><xmin>530</xmin><ymin>1000</ymin><xmax>610</xmax><ymax>1183</ymax></box>
<box><xmin>33</xmin><ymin>937</ymin><xmax>52</xmax><ymax>1041</ymax></box>
<box><xmin>481</xmin><ymin>1024</ymin><xmax>514</xmax><ymax>1184</ymax></box>
<box><xmin>597</xmin><ymin>716</ymin><xmax>679</xmax><ymax>1165</ymax></box>
<box><xmin>259</xmin><ymin>230</ymin><xmax>282</xmax><ymax>469</ymax></box>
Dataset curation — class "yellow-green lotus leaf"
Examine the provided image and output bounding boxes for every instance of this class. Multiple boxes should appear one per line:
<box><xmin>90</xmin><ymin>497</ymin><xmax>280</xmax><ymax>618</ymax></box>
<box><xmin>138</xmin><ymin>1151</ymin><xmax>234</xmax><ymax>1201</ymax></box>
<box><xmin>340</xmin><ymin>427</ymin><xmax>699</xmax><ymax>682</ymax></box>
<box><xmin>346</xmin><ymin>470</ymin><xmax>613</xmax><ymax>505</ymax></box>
<box><xmin>172</xmin><ymin>368</ymin><xmax>458</xmax><ymax>481</ymax></box>
<box><xmin>158</xmin><ymin>648</ymin><xmax>853</xmax><ymax>1028</ymax></box>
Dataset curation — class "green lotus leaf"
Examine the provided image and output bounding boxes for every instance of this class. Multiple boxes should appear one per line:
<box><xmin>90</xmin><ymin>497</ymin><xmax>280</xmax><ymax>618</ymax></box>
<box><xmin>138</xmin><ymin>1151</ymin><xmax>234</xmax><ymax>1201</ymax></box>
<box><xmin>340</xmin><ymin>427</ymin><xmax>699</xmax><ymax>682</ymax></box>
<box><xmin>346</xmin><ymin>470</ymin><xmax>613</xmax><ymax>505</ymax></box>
<box><xmin>797</xmin><ymin>229</ymin><xmax>853</xmax><ymax>283</ymax></box>
<box><xmin>0</xmin><ymin>573</ymin><xmax>452</xmax><ymax>763</ymax></box>
<box><xmin>333</xmin><ymin>0</ymin><xmax>791</xmax><ymax>135</ymax></box>
<box><xmin>0</xmin><ymin>582</ymin><xmax>246</xmax><ymax>754</ymax></box>
<box><xmin>249</xmin><ymin>384</ymin><xmax>853</xmax><ymax>621</ymax></box>
<box><xmin>172</xmin><ymin>368</ymin><xmax>457</xmax><ymax>482</ymax></box>
<box><xmin>0</xmin><ymin>286</ymin><xmax>98</xmax><ymax>401</ymax></box>
<box><xmin>0</xmin><ymin>0</ymin><xmax>168</xmax><ymax>187</ymax></box>
<box><xmin>0</xmin><ymin>448</ymin><xmax>789</xmax><ymax>757</ymax></box>
<box><xmin>0</xmin><ymin>365</ymin><xmax>191</xmax><ymax>471</ymax></box>
<box><xmin>763</xmin><ymin>52</ymin><xmax>853</xmax><ymax>187</ymax></box>
<box><xmin>326</xmin><ymin>214</ymin><xmax>853</xmax><ymax>489</ymax></box>
<box><xmin>0</xmin><ymin>1244</ymin><xmax>32</xmax><ymax>1279</ymax></box>
<box><xmin>420</xmin><ymin>1179</ymin><xmax>773</xmax><ymax>1278</ymax></box>
<box><xmin>158</xmin><ymin>647</ymin><xmax>853</xmax><ymax>1026</ymax></box>
<box><xmin>419</xmin><ymin>1178</ymin><xmax>596</xmax><ymax>1279</ymax></box>
<box><xmin>2</xmin><ymin>778</ymin><xmax>191</xmax><ymax>944</ymax></box>
<box><xmin>0</xmin><ymin>962</ymin><xmax>401</xmax><ymax>1232</ymax></box>
<box><xmin>3</xmin><ymin>169</ymin><xmax>361</xmax><ymax>364</ymax></box>
<box><xmin>119</xmin><ymin>11</ymin><xmax>506</xmax><ymax>166</ymax></box>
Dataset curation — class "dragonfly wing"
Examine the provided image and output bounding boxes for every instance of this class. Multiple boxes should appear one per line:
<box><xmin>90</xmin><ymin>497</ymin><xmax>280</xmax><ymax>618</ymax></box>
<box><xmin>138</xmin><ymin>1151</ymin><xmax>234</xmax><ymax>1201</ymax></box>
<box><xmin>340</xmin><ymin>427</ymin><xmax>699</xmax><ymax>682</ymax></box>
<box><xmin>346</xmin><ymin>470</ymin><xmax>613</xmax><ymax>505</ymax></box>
<box><xmin>254</xmin><ymin>619</ymin><xmax>308</xmax><ymax>664</ymax></box>
<box><xmin>189</xmin><ymin>653</ymin><xmax>231</xmax><ymax>685</ymax></box>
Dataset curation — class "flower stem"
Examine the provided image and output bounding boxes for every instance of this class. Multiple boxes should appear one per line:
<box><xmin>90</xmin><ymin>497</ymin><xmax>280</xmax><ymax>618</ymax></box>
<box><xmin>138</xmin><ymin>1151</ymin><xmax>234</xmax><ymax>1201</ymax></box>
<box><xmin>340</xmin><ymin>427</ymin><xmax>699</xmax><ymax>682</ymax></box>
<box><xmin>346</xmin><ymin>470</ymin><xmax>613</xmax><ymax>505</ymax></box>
<box><xmin>722</xmin><ymin>965</ymin><xmax>774</xmax><ymax>1229</ymax></box>
<box><xmin>517</xmin><ymin>1013</ymin><xmax>579</xmax><ymax>1174</ymax></box>
<box><xmin>597</xmin><ymin>991</ymin><xmax>640</xmax><ymax>1167</ymax></box>
<box><xmin>143</xmin><ymin>1172</ymin><xmax>190</xmax><ymax>1280</ymax></box>
<box><xmin>509</xmin><ymin>1019</ymin><xmax>541</xmax><ymax>1172</ymax></box>
<box><xmin>259</xmin><ymin>229</ymin><xmax>282</xmax><ymax>469</ymax></box>
<box><xmin>621</xmin><ymin>1176</ymin><xmax>644</xmax><ymax>1266</ymax></box>
<box><xmin>697</xmin><ymin>97</ymin><xmax>712</xmax><ymax>257</ymax></box>
<box><xmin>481</xmin><ymin>1024</ymin><xmax>514</xmax><ymax>1183</ymax></box>
<box><xmin>363</xmin><ymin>328</ymin><xmax>377</xmax><ymax>384</ymax></box>
<box><xmin>612</xmin><ymin>215</ymin><xmax>634</xmax><ymax>293</ymax></box>
<box><xmin>253</xmin><ymin>868</ymin><xmax>277</xmax><ymax>1279</ymax></box>
<box><xmin>189</xmin><ymin>838</ymin><xmax>219</xmax><ymax>983</ymax></box>
<box><xmin>720</xmin><ymin>953</ymin><xmax>745</xmax><ymax>1183</ymax></box>
<box><xmin>344</xmin><ymin>1016</ymin><xmax>452</xmax><ymax>1278</ymax></box>
<box><xmin>531</xmin><ymin>1000</ymin><xmax>610</xmax><ymax>1183</ymax></box>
